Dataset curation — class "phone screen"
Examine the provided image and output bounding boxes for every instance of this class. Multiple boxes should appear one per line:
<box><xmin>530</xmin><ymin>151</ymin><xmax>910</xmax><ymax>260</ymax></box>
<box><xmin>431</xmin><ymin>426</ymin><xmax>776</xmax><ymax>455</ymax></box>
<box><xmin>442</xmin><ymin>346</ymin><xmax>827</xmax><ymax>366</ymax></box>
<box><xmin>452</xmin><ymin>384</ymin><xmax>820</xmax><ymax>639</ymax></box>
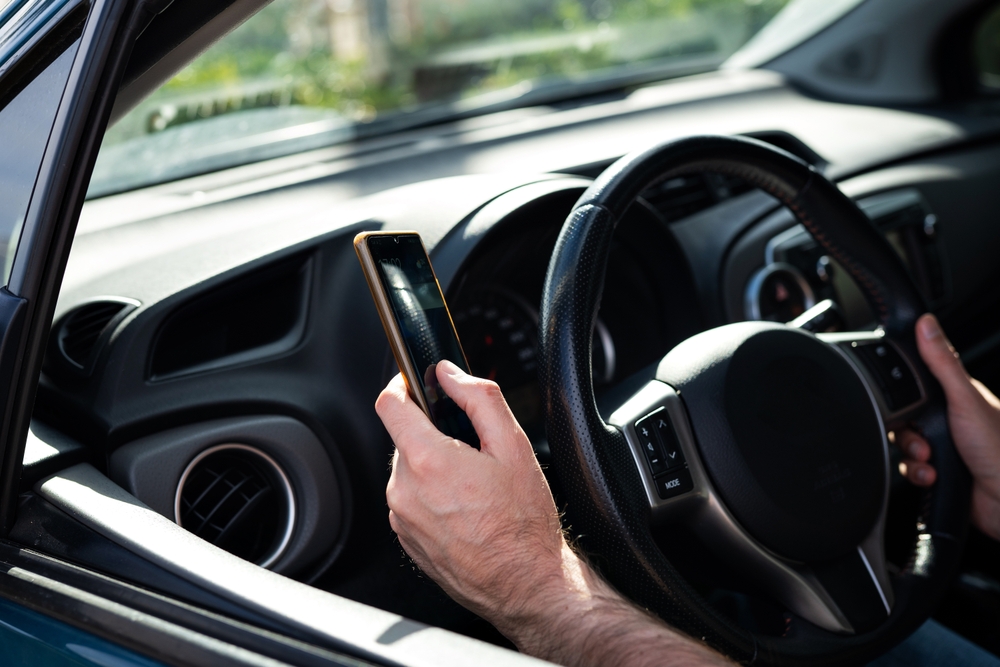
<box><xmin>367</xmin><ymin>234</ymin><xmax>480</xmax><ymax>447</ymax></box>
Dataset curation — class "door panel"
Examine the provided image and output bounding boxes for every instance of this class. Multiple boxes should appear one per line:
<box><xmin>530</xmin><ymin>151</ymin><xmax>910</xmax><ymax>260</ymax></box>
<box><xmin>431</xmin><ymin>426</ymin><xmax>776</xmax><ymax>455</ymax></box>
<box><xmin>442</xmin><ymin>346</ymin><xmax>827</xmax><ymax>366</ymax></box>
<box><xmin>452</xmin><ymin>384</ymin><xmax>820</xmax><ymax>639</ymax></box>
<box><xmin>0</xmin><ymin>596</ymin><xmax>166</xmax><ymax>667</ymax></box>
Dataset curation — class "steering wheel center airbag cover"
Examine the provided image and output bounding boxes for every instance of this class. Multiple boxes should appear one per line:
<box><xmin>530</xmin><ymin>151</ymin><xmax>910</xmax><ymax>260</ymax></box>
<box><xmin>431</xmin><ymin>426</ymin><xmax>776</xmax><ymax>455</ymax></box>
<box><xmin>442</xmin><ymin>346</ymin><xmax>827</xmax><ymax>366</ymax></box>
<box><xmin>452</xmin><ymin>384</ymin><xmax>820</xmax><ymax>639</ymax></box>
<box><xmin>658</xmin><ymin>322</ymin><xmax>886</xmax><ymax>562</ymax></box>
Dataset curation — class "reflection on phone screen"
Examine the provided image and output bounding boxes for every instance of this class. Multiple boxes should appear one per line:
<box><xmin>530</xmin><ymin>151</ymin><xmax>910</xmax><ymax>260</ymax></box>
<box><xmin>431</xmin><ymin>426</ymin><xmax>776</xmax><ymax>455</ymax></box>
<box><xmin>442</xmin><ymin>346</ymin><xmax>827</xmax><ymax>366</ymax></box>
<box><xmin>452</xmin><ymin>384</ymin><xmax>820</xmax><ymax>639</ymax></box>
<box><xmin>370</xmin><ymin>235</ymin><xmax>480</xmax><ymax>448</ymax></box>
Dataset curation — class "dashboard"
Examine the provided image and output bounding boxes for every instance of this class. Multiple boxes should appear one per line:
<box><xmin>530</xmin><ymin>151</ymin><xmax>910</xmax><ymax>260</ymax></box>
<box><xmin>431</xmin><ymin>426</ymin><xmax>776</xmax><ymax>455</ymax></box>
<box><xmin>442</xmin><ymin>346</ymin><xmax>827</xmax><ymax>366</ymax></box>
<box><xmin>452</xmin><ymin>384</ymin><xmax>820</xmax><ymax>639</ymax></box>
<box><xmin>25</xmin><ymin>68</ymin><xmax>1000</xmax><ymax>638</ymax></box>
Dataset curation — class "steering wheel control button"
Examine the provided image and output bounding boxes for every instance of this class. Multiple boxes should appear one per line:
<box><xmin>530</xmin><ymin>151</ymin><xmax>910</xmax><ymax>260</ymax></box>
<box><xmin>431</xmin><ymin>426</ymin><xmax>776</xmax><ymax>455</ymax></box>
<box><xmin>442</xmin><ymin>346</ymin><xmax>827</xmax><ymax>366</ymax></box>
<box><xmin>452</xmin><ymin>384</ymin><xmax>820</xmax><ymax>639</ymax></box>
<box><xmin>651</xmin><ymin>411</ymin><xmax>685</xmax><ymax>469</ymax></box>
<box><xmin>635</xmin><ymin>415</ymin><xmax>669</xmax><ymax>476</ymax></box>
<box><xmin>852</xmin><ymin>341</ymin><xmax>921</xmax><ymax>411</ymax></box>
<box><xmin>656</xmin><ymin>468</ymin><xmax>693</xmax><ymax>500</ymax></box>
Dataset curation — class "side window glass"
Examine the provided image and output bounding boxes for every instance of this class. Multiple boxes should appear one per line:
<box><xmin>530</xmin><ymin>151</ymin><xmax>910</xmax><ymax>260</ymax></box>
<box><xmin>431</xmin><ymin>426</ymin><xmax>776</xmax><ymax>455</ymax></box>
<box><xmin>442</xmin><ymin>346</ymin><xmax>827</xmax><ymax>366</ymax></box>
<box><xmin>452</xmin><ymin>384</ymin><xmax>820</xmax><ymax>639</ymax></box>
<box><xmin>0</xmin><ymin>40</ymin><xmax>78</xmax><ymax>283</ymax></box>
<box><xmin>975</xmin><ymin>4</ymin><xmax>1000</xmax><ymax>92</ymax></box>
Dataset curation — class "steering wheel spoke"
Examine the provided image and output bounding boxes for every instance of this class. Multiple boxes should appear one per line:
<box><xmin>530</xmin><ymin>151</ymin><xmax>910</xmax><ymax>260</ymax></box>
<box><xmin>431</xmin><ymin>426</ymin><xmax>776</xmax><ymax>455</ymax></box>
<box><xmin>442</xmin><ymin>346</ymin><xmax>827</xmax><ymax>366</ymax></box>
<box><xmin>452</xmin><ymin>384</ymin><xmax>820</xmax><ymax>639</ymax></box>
<box><xmin>819</xmin><ymin>330</ymin><xmax>927</xmax><ymax>427</ymax></box>
<box><xmin>801</xmin><ymin>542</ymin><xmax>894</xmax><ymax>634</ymax></box>
<box><xmin>609</xmin><ymin>376</ymin><xmax>894</xmax><ymax>635</ymax></box>
<box><xmin>608</xmin><ymin>381</ymin><xmax>702</xmax><ymax>517</ymax></box>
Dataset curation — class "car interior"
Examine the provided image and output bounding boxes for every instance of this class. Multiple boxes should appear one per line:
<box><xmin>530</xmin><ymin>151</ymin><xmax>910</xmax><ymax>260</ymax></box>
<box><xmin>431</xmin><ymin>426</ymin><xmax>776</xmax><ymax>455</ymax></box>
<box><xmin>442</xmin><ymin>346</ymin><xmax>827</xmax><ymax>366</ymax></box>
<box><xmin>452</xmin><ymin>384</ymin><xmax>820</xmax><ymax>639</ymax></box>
<box><xmin>7</xmin><ymin>0</ymin><xmax>1000</xmax><ymax>664</ymax></box>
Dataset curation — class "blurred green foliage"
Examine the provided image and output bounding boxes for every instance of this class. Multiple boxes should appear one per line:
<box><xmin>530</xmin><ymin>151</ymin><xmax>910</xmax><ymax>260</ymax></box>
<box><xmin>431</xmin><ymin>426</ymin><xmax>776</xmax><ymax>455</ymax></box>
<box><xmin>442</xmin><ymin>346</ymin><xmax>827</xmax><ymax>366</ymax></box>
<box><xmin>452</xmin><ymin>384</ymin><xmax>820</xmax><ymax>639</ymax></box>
<box><xmin>139</xmin><ymin>0</ymin><xmax>789</xmax><ymax>128</ymax></box>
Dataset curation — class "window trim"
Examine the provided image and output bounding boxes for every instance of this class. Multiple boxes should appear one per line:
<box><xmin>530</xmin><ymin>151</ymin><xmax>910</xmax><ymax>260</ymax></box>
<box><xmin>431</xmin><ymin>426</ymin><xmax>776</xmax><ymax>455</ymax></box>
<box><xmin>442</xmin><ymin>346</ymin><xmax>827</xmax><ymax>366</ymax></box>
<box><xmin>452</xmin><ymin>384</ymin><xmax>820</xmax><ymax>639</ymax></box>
<box><xmin>0</xmin><ymin>0</ymin><xmax>86</xmax><ymax>111</ymax></box>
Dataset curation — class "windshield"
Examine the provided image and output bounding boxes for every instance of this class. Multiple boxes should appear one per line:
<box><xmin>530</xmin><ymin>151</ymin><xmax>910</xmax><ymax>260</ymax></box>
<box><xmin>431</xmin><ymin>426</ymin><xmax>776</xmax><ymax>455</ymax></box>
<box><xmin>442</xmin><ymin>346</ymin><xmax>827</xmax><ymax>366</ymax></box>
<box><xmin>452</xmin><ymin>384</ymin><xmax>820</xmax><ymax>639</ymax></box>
<box><xmin>92</xmin><ymin>0</ymin><xmax>797</xmax><ymax>198</ymax></box>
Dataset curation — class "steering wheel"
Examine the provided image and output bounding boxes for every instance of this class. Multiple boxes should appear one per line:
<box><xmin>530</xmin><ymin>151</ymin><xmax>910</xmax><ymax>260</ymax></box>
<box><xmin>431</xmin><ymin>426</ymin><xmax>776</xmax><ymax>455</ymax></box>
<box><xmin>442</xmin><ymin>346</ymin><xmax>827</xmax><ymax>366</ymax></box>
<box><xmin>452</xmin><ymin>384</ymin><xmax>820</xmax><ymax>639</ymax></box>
<box><xmin>539</xmin><ymin>136</ymin><xmax>971</xmax><ymax>665</ymax></box>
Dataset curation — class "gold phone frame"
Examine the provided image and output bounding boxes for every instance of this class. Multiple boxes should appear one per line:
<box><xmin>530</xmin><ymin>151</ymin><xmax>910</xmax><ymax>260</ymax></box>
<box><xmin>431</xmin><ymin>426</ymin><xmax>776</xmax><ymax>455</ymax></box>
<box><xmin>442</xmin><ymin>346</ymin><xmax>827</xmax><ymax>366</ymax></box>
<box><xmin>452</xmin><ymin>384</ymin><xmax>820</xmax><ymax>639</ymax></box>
<box><xmin>354</xmin><ymin>231</ymin><xmax>471</xmax><ymax>419</ymax></box>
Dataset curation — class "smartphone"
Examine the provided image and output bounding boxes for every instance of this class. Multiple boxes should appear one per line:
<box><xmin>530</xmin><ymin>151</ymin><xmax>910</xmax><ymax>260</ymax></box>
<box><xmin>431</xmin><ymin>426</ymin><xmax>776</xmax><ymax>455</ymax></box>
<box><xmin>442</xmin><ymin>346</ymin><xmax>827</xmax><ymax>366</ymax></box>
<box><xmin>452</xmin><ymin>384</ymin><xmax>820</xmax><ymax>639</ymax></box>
<box><xmin>355</xmin><ymin>231</ymin><xmax>480</xmax><ymax>448</ymax></box>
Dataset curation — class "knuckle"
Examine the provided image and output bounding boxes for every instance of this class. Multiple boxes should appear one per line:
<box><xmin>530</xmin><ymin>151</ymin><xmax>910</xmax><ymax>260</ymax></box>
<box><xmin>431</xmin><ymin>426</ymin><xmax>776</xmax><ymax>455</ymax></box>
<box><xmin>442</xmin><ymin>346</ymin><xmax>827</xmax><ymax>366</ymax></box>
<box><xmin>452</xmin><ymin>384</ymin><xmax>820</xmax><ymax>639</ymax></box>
<box><xmin>386</xmin><ymin>485</ymin><xmax>414</xmax><ymax>524</ymax></box>
<box><xmin>374</xmin><ymin>390</ymin><xmax>394</xmax><ymax>417</ymax></box>
<box><xmin>385</xmin><ymin>477</ymin><xmax>401</xmax><ymax>509</ymax></box>
<box><xmin>388</xmin><ymin>509</ymin><xmax>404</xmax><ymax>534</ymax></box>
<box><xmin>476</xmin><ymin>379</ymin><xmax>504</xmax><ymax>402</ymax></box>
<box><xmin>406</xmin><ymin>447</ymin><xmax>435</xmax><ymax>475</ymax></box>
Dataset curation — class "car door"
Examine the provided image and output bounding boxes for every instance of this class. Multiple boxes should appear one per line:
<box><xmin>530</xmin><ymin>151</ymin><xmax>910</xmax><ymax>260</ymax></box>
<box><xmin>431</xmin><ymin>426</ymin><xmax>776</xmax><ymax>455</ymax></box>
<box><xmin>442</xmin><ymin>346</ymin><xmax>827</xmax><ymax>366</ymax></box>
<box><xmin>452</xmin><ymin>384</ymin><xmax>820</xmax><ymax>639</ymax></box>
<box><xmin>0</xmin><ymin>1</ymin><xmax>377</xmax><ymax>665</ymax></box>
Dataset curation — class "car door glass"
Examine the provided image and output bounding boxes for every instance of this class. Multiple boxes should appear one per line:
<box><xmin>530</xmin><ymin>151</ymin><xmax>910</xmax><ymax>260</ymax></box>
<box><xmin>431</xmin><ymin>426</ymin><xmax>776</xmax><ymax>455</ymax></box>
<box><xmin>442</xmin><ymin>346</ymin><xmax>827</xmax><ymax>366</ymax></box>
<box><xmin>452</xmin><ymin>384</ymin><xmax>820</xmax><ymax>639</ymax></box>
<box><xmin>0</xmin><ymin>39</ymin><xmax>78</xmax><ymax>283</ymax></box>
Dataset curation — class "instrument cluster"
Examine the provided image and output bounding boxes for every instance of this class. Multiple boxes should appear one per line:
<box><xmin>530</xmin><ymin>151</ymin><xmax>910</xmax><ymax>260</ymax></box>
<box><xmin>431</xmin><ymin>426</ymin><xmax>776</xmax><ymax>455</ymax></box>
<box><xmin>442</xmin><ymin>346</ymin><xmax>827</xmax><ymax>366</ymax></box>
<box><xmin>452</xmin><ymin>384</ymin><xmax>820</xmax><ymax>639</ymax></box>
<box><xmin>446</xmin><ymin>188</ymin><xmax>703</xmax><ymax>450</ymax></box>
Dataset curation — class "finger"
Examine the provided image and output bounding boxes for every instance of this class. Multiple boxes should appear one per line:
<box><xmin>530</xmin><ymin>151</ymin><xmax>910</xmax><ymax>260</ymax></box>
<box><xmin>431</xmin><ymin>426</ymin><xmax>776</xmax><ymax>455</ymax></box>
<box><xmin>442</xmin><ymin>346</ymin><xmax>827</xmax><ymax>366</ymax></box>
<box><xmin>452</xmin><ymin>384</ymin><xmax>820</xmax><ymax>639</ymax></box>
<box><xmin>899</xmin><ymin>460</ymin><xmax>937</xmax><ymax>487</ymax></box>
<box><xmin>895</xmin><ymin>429</ymin><xmax>932</xmax><ymax>462</ymax></box>
<box><xmin>376</xmin><ymin>374</ymin><xmax>452</xmax><ymax>454</ymax></box>
<box><xmin>972</xmin><ymin>378</ymin><xmax>1000</xmax><ymax>411</ymax></box>
<box><xmin>916</xmin><ymin>314</ymin><xmax>976</xmax><ymax>404</ymax></box>
<box><xmin>435</xmin><ymin>360</ymin><xmax>528</xmax><ymax>457</ymax></box>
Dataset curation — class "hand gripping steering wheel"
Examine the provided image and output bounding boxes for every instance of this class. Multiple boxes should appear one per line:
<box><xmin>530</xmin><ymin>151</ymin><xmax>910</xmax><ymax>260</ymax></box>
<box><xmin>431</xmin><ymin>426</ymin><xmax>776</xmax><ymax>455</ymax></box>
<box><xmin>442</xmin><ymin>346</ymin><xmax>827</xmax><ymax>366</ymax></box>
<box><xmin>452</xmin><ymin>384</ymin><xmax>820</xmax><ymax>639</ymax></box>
<box><xmin>539</xmin><ymin>136</ymin><xmax>971</xmax><ymax>665</ymax></box>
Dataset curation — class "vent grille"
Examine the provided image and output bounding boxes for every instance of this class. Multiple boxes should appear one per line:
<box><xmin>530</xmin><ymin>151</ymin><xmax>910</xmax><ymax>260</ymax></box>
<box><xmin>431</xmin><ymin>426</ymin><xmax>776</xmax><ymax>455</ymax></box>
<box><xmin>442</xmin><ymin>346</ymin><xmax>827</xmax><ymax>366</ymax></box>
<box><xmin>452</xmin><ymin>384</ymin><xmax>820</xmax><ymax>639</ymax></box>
<box><xmin>55</xmin><ymin>300</ymin><xmax>136</xmax><ymax>373</ymax></box>
<box><xmin>176</xmin><ymin>444</ymin><xmax>294</xmax><ymax>569</ymax></box>
<box><xmin>641</xmin><ymin>173</ymin><xmax>753</xmax><ymax>222</ymax></box>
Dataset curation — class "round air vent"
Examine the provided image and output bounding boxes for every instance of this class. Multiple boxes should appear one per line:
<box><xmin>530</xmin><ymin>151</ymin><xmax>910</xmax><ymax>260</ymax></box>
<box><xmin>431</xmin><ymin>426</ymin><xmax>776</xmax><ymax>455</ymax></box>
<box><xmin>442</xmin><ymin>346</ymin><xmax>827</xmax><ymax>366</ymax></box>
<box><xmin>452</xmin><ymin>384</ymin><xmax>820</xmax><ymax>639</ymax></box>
<box><xmin>54</xmin><ymin>298</ymin><xmax>138</xmax><ymax>375</ymax></box>
<box><xmin>175</xmin><ymin>444</ymin><xmax>295</xmax><ymax>569</ymax></box>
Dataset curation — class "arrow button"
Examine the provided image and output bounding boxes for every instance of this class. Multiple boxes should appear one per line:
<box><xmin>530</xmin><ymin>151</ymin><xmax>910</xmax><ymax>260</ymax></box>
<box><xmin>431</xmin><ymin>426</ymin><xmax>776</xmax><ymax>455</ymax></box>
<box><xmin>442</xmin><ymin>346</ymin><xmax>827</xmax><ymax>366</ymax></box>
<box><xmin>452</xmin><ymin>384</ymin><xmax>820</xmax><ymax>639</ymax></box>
<box><xmin>652</xmin><ymin>412</ymin><xmax>685</xmax><ymax>471</ymax></box>
<box><xmin>634</xmin><ymin>415</ymin><xmax>669</xmax><ymax>475</ymax></box>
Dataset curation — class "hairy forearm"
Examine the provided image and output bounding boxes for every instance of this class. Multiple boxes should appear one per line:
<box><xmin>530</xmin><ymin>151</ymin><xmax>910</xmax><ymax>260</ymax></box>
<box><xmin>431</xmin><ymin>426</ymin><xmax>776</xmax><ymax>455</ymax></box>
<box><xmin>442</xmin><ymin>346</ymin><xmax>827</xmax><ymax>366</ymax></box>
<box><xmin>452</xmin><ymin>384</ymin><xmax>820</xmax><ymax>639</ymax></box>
<box><xmin>495</xmin><ymin>546</ymin><xmax>734</xmax><ymax>667</ymax></box>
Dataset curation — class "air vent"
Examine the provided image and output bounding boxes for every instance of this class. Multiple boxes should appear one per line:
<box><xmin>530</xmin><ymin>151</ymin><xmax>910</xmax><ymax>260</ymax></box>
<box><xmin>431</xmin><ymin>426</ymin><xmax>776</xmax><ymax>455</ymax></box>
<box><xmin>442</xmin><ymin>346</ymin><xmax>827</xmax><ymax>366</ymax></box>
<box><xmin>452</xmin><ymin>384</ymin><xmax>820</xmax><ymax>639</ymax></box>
<box><xmin>53</xmin><ymin>299</ymin><xmax>138</xmax><ymax>376</ymax></box>
<box><xmin>641</xmin><ymin>172</ymin><xmax>753</xmax><ymax>222</ymax></box>
<box><xmin>175</xmin><ymin>444</ymin><xmax>295</xmax><ymax>569</ymax></box>
<box><xmin>743</xmin><ymin>131</ymin><xmax>828</xmax><ymax>169</ymax></box>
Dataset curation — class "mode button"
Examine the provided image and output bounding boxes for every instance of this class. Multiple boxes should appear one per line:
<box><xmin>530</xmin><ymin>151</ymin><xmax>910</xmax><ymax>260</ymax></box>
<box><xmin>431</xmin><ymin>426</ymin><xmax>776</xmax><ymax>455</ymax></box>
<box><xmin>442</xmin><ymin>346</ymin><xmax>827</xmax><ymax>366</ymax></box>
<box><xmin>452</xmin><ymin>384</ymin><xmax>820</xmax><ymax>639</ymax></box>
<box><xmin>656</xmin><ymin>468</ymin><xmax>693</xmax><ymax>500</ymax></box>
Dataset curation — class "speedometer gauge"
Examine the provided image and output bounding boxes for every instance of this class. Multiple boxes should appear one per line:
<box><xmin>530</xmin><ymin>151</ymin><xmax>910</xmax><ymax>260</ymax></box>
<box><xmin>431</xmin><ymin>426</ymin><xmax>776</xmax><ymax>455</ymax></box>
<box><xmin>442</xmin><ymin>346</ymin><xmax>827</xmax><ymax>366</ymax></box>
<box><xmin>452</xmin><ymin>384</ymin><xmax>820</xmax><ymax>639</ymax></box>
<box><xmin>453</xmin><ymin>288</ymin><xmax>617</xmax><ymax>443</ymax></box>
<box><xmin>453</xmin><ymin>290</ymin><xmax>541</xmax><ymax>436</ymax></box>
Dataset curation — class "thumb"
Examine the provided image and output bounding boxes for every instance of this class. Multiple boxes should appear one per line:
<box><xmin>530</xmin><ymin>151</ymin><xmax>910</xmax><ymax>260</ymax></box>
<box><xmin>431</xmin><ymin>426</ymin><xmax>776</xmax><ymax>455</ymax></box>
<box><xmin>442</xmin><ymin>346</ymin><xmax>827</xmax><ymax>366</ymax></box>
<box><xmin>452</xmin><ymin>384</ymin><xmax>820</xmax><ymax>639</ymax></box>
<box><xmin>435</xmin><ymin>360</ymin><xmax>528</xmax><ymax>457</ymax></box>
<box><xmin>915</xmin><ymin>313</ymin><xmax>975</xmax><ymax>404</ymax></box>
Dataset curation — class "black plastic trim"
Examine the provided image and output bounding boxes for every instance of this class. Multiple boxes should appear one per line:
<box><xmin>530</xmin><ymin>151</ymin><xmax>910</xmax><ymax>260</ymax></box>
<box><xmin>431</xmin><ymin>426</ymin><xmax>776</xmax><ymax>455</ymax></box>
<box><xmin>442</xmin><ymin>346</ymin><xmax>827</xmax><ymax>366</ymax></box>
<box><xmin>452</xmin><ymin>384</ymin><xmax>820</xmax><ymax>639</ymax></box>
<box><xmin>148</xmin><ymin>254</ymin><xmax>311</xmax><ymax>381</ymax></box>
<box><xmin>48</xmin><ymin>297</ymin><xmax>138</xmax><ymax>377</ymax></box>
<box><xmin>0</xmin><ymin>290</ymin><xmax>28</xmax><ymax>528</ymax></box>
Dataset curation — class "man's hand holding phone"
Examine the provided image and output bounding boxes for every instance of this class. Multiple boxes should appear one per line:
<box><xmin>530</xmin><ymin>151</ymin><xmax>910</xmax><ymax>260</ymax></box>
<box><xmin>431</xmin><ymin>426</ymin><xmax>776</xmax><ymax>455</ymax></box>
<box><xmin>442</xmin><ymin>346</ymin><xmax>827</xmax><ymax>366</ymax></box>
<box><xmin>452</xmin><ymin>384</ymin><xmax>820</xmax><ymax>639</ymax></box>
<box><xmin>358</xmin><ymin>232</ymin><xmax>578</xmax><ymax>647</ymax></box>
<box><xmin>377</xmin><ymin>362</ymin><xmax>571</xmax><ymax>632</ymax></box>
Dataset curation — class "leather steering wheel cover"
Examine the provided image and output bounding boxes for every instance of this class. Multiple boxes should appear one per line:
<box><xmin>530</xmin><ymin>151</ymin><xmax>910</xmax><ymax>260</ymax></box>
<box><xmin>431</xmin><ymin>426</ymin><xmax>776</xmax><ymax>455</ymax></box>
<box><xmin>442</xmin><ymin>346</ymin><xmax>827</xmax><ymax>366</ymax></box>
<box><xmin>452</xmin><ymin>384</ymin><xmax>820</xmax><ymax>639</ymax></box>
<box><xmin>539</xmin><ymin>135</ymin><xmax>971</xmax><ymax>665</ymax></box>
